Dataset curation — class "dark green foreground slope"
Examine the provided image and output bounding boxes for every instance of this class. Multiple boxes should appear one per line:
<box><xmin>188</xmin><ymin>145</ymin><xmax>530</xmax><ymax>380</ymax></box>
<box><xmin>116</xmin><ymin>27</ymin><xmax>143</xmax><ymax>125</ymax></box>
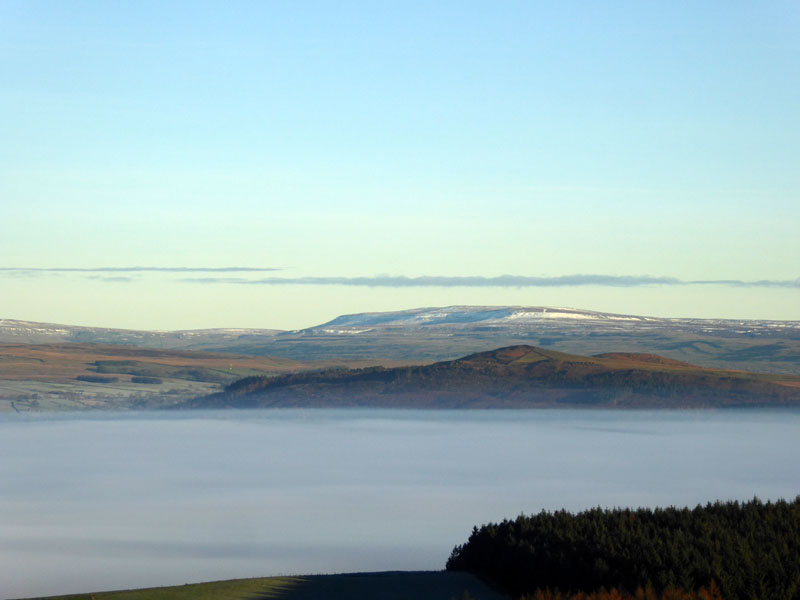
<box><xmin>20</xmin><ymin>571</ymin><xmax>508</xmax><ymax>600</ymax></box>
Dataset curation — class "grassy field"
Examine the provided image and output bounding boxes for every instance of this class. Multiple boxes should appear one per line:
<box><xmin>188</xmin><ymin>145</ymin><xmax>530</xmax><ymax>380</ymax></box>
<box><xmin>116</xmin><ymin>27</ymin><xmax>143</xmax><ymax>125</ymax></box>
<box><xmin>17</xmin><ymin>572</ymin><xmax>508</xmax><ymax>600</ymax></box>
<box><xmin>26</xmin><ymin>577</ymin><xmax>300</xmax><ymax>600</ymax></box>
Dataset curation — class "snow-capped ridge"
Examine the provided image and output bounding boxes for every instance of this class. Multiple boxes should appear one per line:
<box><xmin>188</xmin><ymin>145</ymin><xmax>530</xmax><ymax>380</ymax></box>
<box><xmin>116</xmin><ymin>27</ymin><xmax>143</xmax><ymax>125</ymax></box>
<box><xmin>312</xmin><ymin>305</ymin><xmax>653</xmax><ymax>331</ymax></box>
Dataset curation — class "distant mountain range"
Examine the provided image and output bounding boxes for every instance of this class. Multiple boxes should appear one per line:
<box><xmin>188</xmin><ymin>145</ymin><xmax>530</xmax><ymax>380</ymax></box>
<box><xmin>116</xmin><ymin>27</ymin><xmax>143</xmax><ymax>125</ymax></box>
<box><xmin>3</xmin><ymin>305</ymin><xmax>799</xmax><ymax>374</ymax></box>
<box><xmin>0</xmin><ymin>318</ymin><xmax>282</xmax><ymax>349</ymax></box>
<box><xmin>179</xmin><ymin>345</ymin><xmax>800</xmax><ymax>410</ymax></box>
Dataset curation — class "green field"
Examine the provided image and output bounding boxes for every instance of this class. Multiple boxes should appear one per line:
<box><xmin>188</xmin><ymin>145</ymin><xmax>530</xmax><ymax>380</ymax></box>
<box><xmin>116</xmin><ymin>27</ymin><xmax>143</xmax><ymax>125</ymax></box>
<box><xmin>18</xmin><ymin>572</ymin><xmax>507</xmax><ymax>600</ymax></box>
<box><xmin>28</xmin><ymin>577</ymin><xmax>299</xmax><ymax>600</ymax></box>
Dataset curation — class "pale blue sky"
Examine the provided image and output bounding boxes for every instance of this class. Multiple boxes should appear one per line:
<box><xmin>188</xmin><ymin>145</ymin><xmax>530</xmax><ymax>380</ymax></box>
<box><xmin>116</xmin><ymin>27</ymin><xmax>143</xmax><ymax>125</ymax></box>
<box><xmin>1</xmin><ymin>1</ymin><xmax>798</xmax><ymax>329</ymax></box>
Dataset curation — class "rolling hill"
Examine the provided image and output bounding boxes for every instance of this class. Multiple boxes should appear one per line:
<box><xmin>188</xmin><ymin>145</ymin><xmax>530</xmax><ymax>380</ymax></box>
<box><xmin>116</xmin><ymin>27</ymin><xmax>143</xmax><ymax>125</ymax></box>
<box><xmin>179</xmin><ymin>345</ymin><xmax>800</xmax><ymax>409</ymax></box>
<box><xmin>4</xmin><ymin>306</ymin><xmax>799</xmax><ymax>374</ymax></box>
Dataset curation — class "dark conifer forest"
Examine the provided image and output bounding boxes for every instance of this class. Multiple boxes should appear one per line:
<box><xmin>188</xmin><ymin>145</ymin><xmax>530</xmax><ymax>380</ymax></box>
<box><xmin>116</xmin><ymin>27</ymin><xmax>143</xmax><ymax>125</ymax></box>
<box><xmin>446</xmin><ymin>497</ymin><xmax>800</xmax><ymax>600</ymax></box>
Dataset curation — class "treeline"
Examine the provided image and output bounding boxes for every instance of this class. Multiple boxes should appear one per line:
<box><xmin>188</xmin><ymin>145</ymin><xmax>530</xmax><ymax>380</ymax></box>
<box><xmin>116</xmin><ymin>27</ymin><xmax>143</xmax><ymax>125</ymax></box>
<box><xmin>222</xmin><ymin>365</ymin><xmax>392</xmax><ymax>396</ymax></box>
<box><xmin>93</xmin><ymin>360</ymin><xmax>229</xmax><ymax>383</ymax></box>
<box><xmin>522</xmin><ymin>583</ymin><xmax>724</xmax><ymax>600</ymax></box>
<box><xmin>446</xmin><ymin>497</ymin><xmax>800</xmax><ymax>600</ymax></box>
<box><xmin>76</xmin><ymin>375</ymin><xmax>118</xmax><ymax>384</ymax></box>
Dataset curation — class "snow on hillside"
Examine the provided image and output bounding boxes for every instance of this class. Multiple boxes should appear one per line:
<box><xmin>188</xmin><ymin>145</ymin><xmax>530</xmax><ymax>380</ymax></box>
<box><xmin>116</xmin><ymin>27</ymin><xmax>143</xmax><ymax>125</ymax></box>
<box><xmin>0</xmin><ymin>318</ymin><xmax>283</xmax><ymax>346</ymax></box>
<box><xmin>314</xmin><ymin>306</ymin><xmax>653</xmax><ymax>331</ymax></box>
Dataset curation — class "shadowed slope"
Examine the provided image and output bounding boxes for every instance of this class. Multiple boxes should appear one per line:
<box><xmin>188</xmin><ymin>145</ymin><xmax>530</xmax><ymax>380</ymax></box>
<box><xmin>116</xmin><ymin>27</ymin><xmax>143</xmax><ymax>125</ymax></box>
<box><xmin>255</xmin><ymin>571</ymin><xmax>508</xmax><ymax>599</ymax></box>
<box><xmin>181</xmin><ymin>345</ymin><xmax>800</xmax><ymax>409</ymax></box>
<box><xmin>20</xmin><ymin>572</ymin><xmax>507</xmax><ymax>600</ymax></box>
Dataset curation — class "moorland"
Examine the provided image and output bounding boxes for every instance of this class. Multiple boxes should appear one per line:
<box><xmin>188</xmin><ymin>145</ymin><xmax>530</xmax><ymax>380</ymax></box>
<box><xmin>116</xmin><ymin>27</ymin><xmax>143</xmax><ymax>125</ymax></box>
<box><xmin>181</xmin><ymin>345</ymin><xmax>800</xmax><ymax>409</ymax></box>
<box><xmin>0</xmin><ymin>343</ymin><xmax>408</xmax><ymax>411</ymax></box>
<box><xmin>2</xmin><ymin>306</ymin><xmax>799</xmax><ymax>411</ymax></box>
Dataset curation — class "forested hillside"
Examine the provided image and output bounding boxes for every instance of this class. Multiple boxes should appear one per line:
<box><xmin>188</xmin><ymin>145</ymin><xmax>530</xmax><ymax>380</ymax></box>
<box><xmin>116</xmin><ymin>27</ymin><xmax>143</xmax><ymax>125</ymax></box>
<box><xmin>447</xmin><ymin>497</ymin><xmax>800</xmax><ymax>600</ymax></box>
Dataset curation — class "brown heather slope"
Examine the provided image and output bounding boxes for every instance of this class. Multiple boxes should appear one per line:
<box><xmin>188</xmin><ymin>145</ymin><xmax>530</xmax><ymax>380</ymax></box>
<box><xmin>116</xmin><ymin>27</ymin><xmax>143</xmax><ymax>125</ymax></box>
<box><xmin>180</xmin><ymin>345</ymin><xmax>800</xmax><ymax>409</ymax></box>
<box><xmin>0</xmin><ymin>343</ymin><xmax>304</xmax><ymax>380</ymax></box>
<box><xmin>0</xmin><ymin>343</ymin><xmax>413</xmax><ymax>411</ymax></box>
<box><xmin>5</xmin><ymin>308</ymin><xmax>800</xmax><ymax>374</ymax></box>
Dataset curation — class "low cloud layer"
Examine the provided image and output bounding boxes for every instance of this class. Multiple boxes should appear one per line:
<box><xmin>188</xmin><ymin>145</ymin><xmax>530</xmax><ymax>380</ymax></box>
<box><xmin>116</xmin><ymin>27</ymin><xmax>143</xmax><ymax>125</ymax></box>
<box><xmin>3</xmin><ymin>268</ymin><xmax>797</xmax><ymax>288</ymax></box>
<box><xmin>180</xmin><ymin>274</ymin><xmax>800</xmax><ymax>288</ymax></box>
<box><xmin>0</xmin><ymin>266</ymin><xmax>280</xmax><ymax>273</ymax></box>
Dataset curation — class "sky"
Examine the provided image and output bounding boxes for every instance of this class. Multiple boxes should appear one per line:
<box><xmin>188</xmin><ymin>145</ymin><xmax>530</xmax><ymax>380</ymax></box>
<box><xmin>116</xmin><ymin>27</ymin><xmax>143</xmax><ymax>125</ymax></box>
<box><xmin>1</xmin><ymin>1</ymin><xmax>798</xmax><ymax>330</ymax></box>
